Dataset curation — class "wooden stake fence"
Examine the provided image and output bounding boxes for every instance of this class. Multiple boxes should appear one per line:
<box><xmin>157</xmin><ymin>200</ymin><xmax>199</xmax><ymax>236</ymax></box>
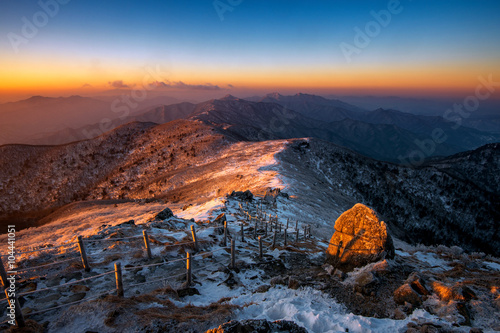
<box><xmin>191</xmin><ymin>225</ymin><xmax>199</xmax><ymax>251</ymax></box>
<box><xmin>115</xmin><ymin>262</ymin><xmax>124</xmax><ymax>297</ymax></box>
<box><xmin>186</xmin><ymin>252</ymin><xmax>192</xmax><ymax>286</ymax></box>
<box><xmin>143</xmin><ymin>230</ymin><xmax>152</xmax><ymax>259</ymax></box>
<box><xmin>77</xmin><ymin>235</ymin><xmax>90</xmax><ymax>272</ymax></box>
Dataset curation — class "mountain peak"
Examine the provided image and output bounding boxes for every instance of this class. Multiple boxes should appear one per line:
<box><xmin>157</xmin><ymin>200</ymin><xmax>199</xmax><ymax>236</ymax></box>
<box><xmin>266</xmin><ymin>92</ymin><xmax>283</xmax><ymax>99</ymax></box>
<box><xmin>220</xmin><ymin>94</ymin><xmax>240</xmax><ymax>101</ymax></box>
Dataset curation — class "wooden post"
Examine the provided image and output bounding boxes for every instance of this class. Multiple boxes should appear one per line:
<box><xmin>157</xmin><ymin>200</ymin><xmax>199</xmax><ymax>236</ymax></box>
<box><xmin>4</xmin><ymin>289</ymin><xmax>25</xmax><ymax>327</ymax></box>
<box><xmin>303</xmin><ymin>226</ymin><xmax>306</xmax><ymax>240</ymax></box>
<box><xmin>279</xmin><ymin>222</ymin><xmax>282</xmax><ymax>234</ymax></box>
<box><xmin>230</xmin><ymin>239</ymin><xmax>235</xmax><ymax>269</ymax></box>
<box><xmin>223</xmin><ymin>221</ymin><xmax>228</xmax><ymax>247</ymax></box>
<box><xmin>186</xmin><ymin>252</ymin><xmax>192</xmax><ymax>286</ymax></box>
<box><xmin>190</xmin><ymin>225</ymin><xmax>199</xmax><ymax>251</ymax></box>
<box><xmin>264</xmin><ymin>222</ymin><xmax>268</xmax><ymax>238</ymax></box>
<box><xmin>296</xmin><ymin>229</ymin><xmax>299</xmax><ymax>243</ymax></box>
<box><xmin>0</xmin><ymin>260</ymin><xmax>8</xmax><ymax>288</ymax></box>
<box><xmin>77</xmin><ymin>236</ymin><xmax>90</xmax><ymax>272</ymax></box>
<box><xmin>258</xmin><ymin>236</ymin><xmax>263</xmax><ymax>259</ymax></box>
<box><xmin>272</xmin><ymin>230</ymin><xmax>277</xmax><ymax>249</ymax></box>
<box><xmin>284</xmin><ymin>229</ymin><xmax>287</xmax><ymax>246</ymax></box>
<box><xmin>286</xmin><ymin>218</ymin><xmax>289</xmax><ymax>230</ymax></box>
<box><xmin>295</xmin><ymin>220</ymin><xmax>298</xmax><ymax>231</ymax></box>
<box><xmin>241</xmin><ymin>224</ymin><xmax>245</xmax><ymax>242</ymax></box>
<box><xmin>143</xmin><ymin>230</ymin><xmax>152</xmax><ymax>259</ymax></box>
<box><xmin>114</xmin><ymin>262</ymin><xmax>124</xmax><ymax>297</ymax></box>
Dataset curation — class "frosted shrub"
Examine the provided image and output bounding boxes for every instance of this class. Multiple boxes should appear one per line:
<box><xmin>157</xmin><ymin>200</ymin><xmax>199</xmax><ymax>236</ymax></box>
<box><xmin>450</xmin><ymin>246</ymin><xmax>464</xmax><ymax>258</ymax></box>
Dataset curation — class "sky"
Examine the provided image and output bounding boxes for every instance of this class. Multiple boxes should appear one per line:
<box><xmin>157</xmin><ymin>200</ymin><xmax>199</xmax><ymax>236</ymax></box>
<box><xmin>1</xmin><ymin>0</ymin><xmax>500</xmax><ymax>102</ymax></box>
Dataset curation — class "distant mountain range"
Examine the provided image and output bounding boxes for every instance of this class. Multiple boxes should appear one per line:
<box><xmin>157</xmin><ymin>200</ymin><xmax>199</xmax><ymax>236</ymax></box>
<box><xmin>0</xmin><ymin>95</ymin><xmax>185</xmax><ymax>145</ymax></box>
<box><xmin>2</xmin><ymin>93</ymin><xmax>499</xmax><ymax>163</ymax></box>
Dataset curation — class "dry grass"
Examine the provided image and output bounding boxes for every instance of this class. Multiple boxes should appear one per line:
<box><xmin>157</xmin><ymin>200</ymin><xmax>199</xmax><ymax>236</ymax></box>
<box><xmin>135</xmin><ymin>298</ymin><xmax>237</xmax><ymax>325</ymax></box>
<box><xmin>99</xmin><ymin>293</ymin><xmax>238</xmax><ymax>331</ymax></box>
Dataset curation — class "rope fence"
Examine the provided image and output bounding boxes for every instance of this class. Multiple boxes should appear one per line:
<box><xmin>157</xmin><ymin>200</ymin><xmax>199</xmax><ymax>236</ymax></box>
<box><xmin>27</xmin><ymin>289</ymin><xmax>113</xmax><ymax>317</ymax></box>
<box><xmin>0</xmin><ymin>200</ymin><xmax>318</xmax><ymax>328</ymax></box>
<box><xmin>18</xmin><ymin>271</ymin><xmax>115</xmax><ymax>297</ymax></box>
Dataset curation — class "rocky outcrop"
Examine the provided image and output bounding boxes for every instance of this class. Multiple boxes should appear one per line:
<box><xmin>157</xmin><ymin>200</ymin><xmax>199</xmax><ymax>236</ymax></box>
<box><xmin>264</xmin><ymin>188</ymin><xmax>281</xmax><ymax>204</ymax></box>
<box><xmin>155</xmin><ymin>207</ymin><xmax>174</xmax><ymax>220</ymax></box>
<box><xmin>325</xmin><ymin>203</ymin><xmax>395</xmax><ymax>272</ymax></box>
<box><xmin>206</xmin><ymin>319</ymin><xmax>308</xmax><ymax>333</ymax></box>
<box><xmin>229</xmin><ymin>190</ymin><xmax>253</xmax><ymax>201</ymax></box>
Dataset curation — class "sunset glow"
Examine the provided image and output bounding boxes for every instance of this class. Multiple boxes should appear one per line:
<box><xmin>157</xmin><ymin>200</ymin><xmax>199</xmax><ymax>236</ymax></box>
<box><xmin>1</xmin><ymin>0</ymin><xmax>499</xmax><ymax>102</ymax></box>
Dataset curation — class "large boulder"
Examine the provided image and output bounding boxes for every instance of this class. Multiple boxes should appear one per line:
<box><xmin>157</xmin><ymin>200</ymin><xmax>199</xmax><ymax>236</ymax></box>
<box><xmin>325</xmin><ymin>203</ymin><xmax>395</xmax><ymax>272</ymax></box>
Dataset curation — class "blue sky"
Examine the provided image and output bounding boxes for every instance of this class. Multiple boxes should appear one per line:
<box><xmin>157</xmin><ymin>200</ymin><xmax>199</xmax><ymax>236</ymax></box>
<box><xmin>1</xmin><ymin>0</ymin><xmax>499</xmax><ymax>100</ymax></box>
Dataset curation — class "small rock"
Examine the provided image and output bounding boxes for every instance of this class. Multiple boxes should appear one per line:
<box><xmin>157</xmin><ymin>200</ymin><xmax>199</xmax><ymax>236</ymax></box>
<box><xmin>38</xmin><ymin>293</ymin><xmax>61</xmax><ymax>304</ymax></box>
<box><xmin>70</xmin><ymin>285</ymin><xmax>90</xmax><ymax>293</ymax></box>
<box><xmin>213</xmin><ymin>213</ymin><xmax>226</xmax><ymax>224</ymax></box>
<box><xmin>371</xmin><ymin>260</ymin><xmax>392</xmax><ymax>276</ymax></box>
<box><xmin>406</xmin><ymin>272</ymin><xmax>430</xmax><ymax>296</ymax></box>
<box><xmin>353</xmin><ymin>271</ymin><xmax>378</xmax><ymax>296</ymax></box>
<box><xmin>46</xmin><ymin>277</ymin><xmax>62</xmax><ymax>287</ymax></box>
<box><xmin>66</xmin><ymin>292</ymin><xmax>86</xmax><ymax>303</ymax></box>
<box><xmin>288</xmin><ymin>277</ymin><xmax>300</xmax><ymax>290</ymax></box>
<box><xmin>64</xmin><ymin>272</ymin><xmax>83</xmax><ymax>282</ymax></box>
<box><xmin>118</xmin><ymin>220</ymin><xmax>135</xmax><ymax>227</ymax></box>
<box><xmin>333</xmin><ymin>269</ymin><xmax>347</xmax><ymax>280</ymax></box>
<box><xmin>461</xmin><ymin>286</ymin><xmax>477</xmax><ymax>301</ymax></box>
<box><xmin>20</xmin><ymin>282</ymin><xmax>37</xmax><ymax>293</ymax></box>
<box><xmin>264</xmin><ymin>188</ymin><xmax>281</xmax><ymax>204</ymax></box>
<box><xmin>469</xmin><ymin>328</ymin><xmax>483</xmax><ymax>333</ymax></box>
<box><xmin>394</xmin><ymin>283</ymin><xmax>422</xmax><ymax>307</ymax></box>
<box><xmin>322</xmin><ymin>264</ymin><xmax>334</xmax><ymax>275</ymax></box>
<box><xmin>254</xmin><ymin>285</ymin><xmax>271</xmax><ymax>293</ymax></box>
<box><xmin>393</xmin><ymin>308</ymin><xmax>406</xmax><ymax>320</ymax></box>
<box><xmin>270</xmin><ymin>276</ymin><xmax>288</xmax><ymax>287</ymax></box>
<box><xmin>420</xmin><ymin>324</ymin><xmax>440</xmax><ymax>333</ymax></box>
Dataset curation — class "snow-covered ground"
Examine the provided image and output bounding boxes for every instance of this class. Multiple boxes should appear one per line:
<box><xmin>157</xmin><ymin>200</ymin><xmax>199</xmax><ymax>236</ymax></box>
<box><xmin>1</xmin><ymin>195</ymin><xmax>499</xmax><ymax>332</ymax></box>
